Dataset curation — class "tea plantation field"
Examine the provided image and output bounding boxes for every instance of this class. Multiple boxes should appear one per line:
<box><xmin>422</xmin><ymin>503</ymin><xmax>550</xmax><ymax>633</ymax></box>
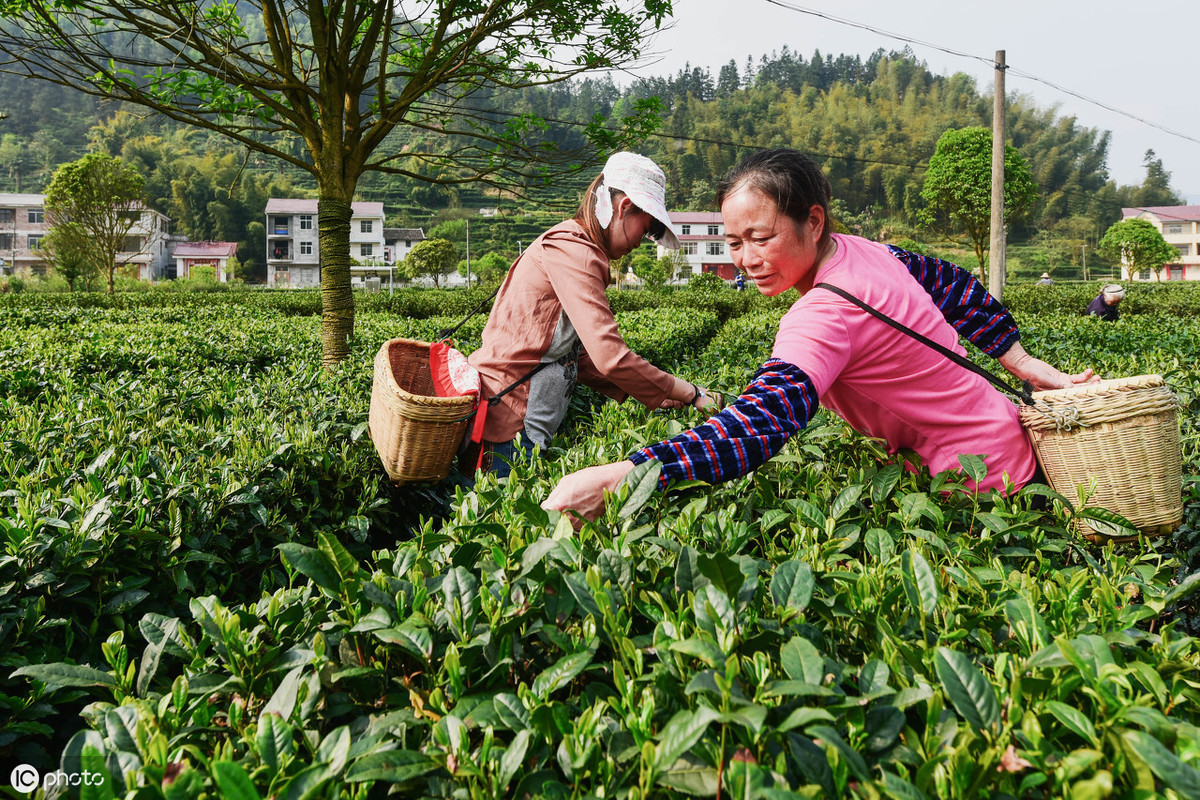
<box><xmin>2</xmin><ymin>284</ymin><xmax>1200</xmax><ymax>799</ymax></box>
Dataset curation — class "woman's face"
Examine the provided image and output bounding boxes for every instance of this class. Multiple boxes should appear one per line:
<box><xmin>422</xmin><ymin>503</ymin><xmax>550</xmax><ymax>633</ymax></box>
<box><xmin>722</xmin><ymin>186</ymin><xmax>829</xmax><ymax>296</ymax></box>
<box><xmin>607</xmin><ymin>196</ymin><xmax>653</xmax><ymax>259</ymax></box>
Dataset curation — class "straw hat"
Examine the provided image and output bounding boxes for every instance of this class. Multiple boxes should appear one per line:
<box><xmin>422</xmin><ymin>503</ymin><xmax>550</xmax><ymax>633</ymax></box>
<box><xmin>1040</xmin><ymin>272</ymin><xmax>1051</xmax><ymax>279</ymax></box>
<box><xmin>594</xmin><ymin>152</ymin><xmax>681</xmax><ymax>249</ymax></box>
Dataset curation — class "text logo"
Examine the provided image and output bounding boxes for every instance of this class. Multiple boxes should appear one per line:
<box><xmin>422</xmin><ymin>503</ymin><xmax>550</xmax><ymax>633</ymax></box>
<box><xmin>10</xmin><ymin>765</ymin><xmax>40</xmax><ymax>793</ymax></box>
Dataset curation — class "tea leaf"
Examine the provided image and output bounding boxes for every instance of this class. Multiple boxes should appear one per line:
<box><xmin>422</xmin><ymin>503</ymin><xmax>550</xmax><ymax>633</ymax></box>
<box><xmin>617</xmin><ymin>460</ymin><xmax>661</xmax><ymax>519</ymax></box>
<box><xmin>675</xmin><ymin>546</ymin><xmax>703</xmax><ymax>594</ymax></box>
<box><xmin>261</xmin><ymin>666</ymin><xmax>304</xmax><ymax>721</ymax></box>
<box><xmin>697</xmin><ymin>551</ymin><xmax>744</xmax><ymax>600</ymax></box>
<box><xmin>881</xmin><ymin>771</ymin><xmax>932</xmax><ymax>800</ymax></box>
<box><xmin>1043</xmin><ymin>700</ymin><xmax>1098</xmax><ymax>746</ymax></box>
<box><xmin>808</xmin><ymin>724</ymin><xmax>870</xmax><ymax>781</ymax></box>
<box><xmin>770</xmin><ymin>559</ymin><xmax>814</xmax><ymax>611</ymax></box>
<box><xmin>532</xmin><ymin>647</ymin><xmax>595</xmax><ymax>698</ymax></box>
<box><xmin>277</xmin><ymin>544</ymin><xmax>341</xmax><ymax>595</ymax></box>
<box><xmin>901</xmin><ymin>549</ymin><xmax>938</xmax><ymax>618</ymax></box>
<box><xmin>655</xmin><ymin>706</ymin><xmax>720</xmax><ymax>769</ymax></box>
<box><xmin>498</xmin><ymin>730</ymin><xmax>532</xmax><ymax>790</ymax></box>
<box><xmin>934</xmin><ymin>647</ymin><xmax>1000</xmax><ymax>732</ymax></box>
<box><xmin>830</xmin><ymin>484</ymin><xmax>864</xmax><ymax>521</ymax></box>
<box><xmin>780</xmin><ymin>636</ymin><xmax>825</xmax><ymax>684</ymax></box>
<box><xmin>212</xmin><ymin>761</ymin><xmax>263</xmax><ymax>800</ymax></box>
<box><xmin>12</xmin><ymin>662</ymin><xmax>116</xmax><ymax>689</ymax></box>
<box><xmin>871</xmin><ymin>464</ymin><xmax>903</xmax><ymax>504</ymax></box>
<box><xmin>957</xmin><ymin>454</ymin><xmax>986</xmax><ymax>484</ymax></box>
<box><xmin>318</xmin><ymin>529</ymin><xmax>361</xmax><ymax>584</ymax></box>
<box><xmin>256</xmin><ymin>713</ymin><xmax>295</xmax><ymax>772</ymax></box>
<box><xmin>864</xmin><ymin>528</ymin><xmax>895</xmax><ymax>561</ymax></box>
<box><xmin>277</xmin><ymin>762</ymin><xmax>333</xmax><ymax>798</ymax></box>
<box><xmin>1122</xmin><ymin>731</ymin><xmax>1200</xmax><ymax>798</ymax></box>
<box><xmin>344</xmin><ymin>751</ymin><xmax>438</xmax><ymax>783</ymax></box>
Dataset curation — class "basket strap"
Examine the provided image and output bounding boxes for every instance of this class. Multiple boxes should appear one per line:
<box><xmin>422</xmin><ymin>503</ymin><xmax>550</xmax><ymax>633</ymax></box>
<box><xmin>437</xmin><ymin>252</ymin><xmax>525</xmax><ymax>342</ymax></box>
<box><xmin>814</xmin><ymin>282</ymin><xmax>1034</xmax><ymax>406</ymax></box>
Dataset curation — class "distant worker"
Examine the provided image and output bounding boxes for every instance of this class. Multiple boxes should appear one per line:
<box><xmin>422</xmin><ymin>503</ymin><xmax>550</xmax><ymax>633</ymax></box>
<box><xmin>1037</xmin><ymin>272</ymin><xmax>1054</xmax><ymax>286</ymax></box>
<box><xmin>735</xmin><ymin>272</ymin><xmax>746</xmax><ymax>291</ymax></box>
<box><xmin>1086</xmin><ymin>283</ymin><xmax>1125</xmax><ymax>321</ymax></box>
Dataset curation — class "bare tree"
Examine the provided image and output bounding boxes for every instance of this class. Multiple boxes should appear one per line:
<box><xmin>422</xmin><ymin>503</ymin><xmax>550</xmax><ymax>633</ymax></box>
<box><xmin>0</xmin><ymin>1</ymin><xmax>671</xmax><ymax>365</ymax></box>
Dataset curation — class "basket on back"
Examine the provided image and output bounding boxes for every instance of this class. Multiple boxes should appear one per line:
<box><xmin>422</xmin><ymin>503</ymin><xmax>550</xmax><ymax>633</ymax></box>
<box><xmin>369</xmin><ymin>338</ymin><xmax>476</xmax><ymax>485</ymax></box>
<box><xmin>1019</xmin><ymin>374</ymin><xmax>1182</xmax><ymax>542</ymax></box>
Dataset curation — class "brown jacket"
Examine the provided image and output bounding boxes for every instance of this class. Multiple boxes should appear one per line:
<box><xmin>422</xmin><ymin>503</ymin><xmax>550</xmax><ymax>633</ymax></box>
<box><xmin>467</xmin><ymin>220</ymin><xmax>675</xmax><ymax>445</ymax></box>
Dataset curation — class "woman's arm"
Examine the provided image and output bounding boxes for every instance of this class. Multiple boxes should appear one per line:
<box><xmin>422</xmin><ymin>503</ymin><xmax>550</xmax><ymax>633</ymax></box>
<box><xmin>886</xmin><ymin>246</ymin><xmax>1020</xmax><ymax>357</ymax></box>
<box><xmin>543</xmin><ymin>359</ymin><xmax>818</xmax><ymax>521</ymax></box>
<box><xmin>997</xmin><ymin>340</ymin><xmax>1096</xmax><ymax>390</ymax></box>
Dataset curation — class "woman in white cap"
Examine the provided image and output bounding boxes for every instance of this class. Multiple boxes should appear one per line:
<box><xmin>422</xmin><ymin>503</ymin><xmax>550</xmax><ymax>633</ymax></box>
<box><xmin>1086</xmin><ymin>284</ymin><xmax>1125</xmax><ymax>321</ymax></box>
<box><xmin>464</xmin><ymin>152</ymin><xmax>720</xmax><ymax>476</ymax></box>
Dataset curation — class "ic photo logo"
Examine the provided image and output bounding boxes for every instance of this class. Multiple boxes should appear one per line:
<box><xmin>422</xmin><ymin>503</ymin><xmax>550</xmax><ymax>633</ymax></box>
<box><xmin>10</xmin><ymin>764</ymin><xmax>40</xmax><ymax>793</ymax></box>
<box><xmin>9</xmin><ymin>764</ymin><xmax>106</xmax><ymax>794</ymax></box>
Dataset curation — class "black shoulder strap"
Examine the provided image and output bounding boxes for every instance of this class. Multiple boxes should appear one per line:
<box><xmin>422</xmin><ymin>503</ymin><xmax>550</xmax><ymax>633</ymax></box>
<box><xmin>814</xmin><ymin>282</ymin><xmax>1034</xmax><ymax>405</ymax></box>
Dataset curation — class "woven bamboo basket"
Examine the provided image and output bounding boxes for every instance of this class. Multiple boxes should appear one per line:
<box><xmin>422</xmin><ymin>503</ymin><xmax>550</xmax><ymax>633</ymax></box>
<box><xmin>369</xmin><ymin>338</ymin><xmax>476</xmax><ymax>485</ymax></box>
<box><xmin>1018</xmin><ymin>374</ymin><xmax>1182</xmax><ymax>542</ymax></box>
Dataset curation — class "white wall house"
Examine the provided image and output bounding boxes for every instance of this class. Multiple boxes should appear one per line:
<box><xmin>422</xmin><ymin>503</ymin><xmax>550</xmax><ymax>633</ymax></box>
<box><xmin>173</xmin><ymin>241</ymin><xmax>239</xmax><ymax>282</ymax></box>
<box><xmin>1121</xmin><ymin>206</ymin><xmax>1200</xmax><ymax>281</ymax></box>
<box><xmin>265</xmin><ymin>199</ymin><xmax>386</xmax><ymax>287</ymax></box>
<box><xmin>656</xmin><ymin>211</ymin><xmax>737</xmax><ymax>280</ymax></box>
<box><xmin>0</xmin><ymin>192</ymin><xmax>174</xmax><ymax>280</ymax></box>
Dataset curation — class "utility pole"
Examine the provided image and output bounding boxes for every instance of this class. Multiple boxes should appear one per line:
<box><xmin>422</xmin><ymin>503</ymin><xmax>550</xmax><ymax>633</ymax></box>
<box><xmin>465</xmin><ymin>218</ymin><xmax>471</xmax><ymax>287</ymax></box>
<box><xmin>1081</xmin><ymin>244</ymin><xmax>1088</xmax><ymax>281</ymax></box>
<box><xmin>988</xmin><ymin>49</ymin><xmax>1006</xmax><ymax>300</ymax></box>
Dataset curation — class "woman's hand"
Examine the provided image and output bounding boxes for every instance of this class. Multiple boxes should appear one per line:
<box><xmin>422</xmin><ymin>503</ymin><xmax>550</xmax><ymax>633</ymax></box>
<box><xmin>542</xmin><ymin>460</ymin><xmax>636</xmax><ymax>527</ymax></box>
<box><xmin>998</xmin><ymin>341</ymin><xmax>1098</xmax><ymax>391</ymax></box>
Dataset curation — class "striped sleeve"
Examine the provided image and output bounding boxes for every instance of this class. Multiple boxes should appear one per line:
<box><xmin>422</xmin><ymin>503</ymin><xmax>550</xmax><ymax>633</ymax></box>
<box><xmin>886</xmin><ymin>245</ymin><xmax>1020</xmax><ymax>357</ymax></box>
<box><xmin>628</xmin><ymin>359</ymin><xmax>818</xmax><ymax>488</ymax></box>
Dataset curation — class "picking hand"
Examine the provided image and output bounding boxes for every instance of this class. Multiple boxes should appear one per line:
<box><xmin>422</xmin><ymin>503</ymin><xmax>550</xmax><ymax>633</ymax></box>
<box><xmin>541</xmin><ymin>460</ymin><xmax>636</xmax><ymax>528</ymax></box>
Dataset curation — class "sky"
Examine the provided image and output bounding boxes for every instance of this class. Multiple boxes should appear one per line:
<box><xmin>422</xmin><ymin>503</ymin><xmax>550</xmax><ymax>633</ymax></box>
<box><xmin>617</xmin><ymin>0</ymin><xmax>1200</xmax><ymax>204</ymax></box>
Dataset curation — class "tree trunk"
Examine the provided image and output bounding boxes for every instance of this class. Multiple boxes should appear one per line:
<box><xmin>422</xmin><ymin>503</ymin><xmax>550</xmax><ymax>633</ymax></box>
<box><xmin>318</xmin><ymin>195</ymin><xmax>355</xmax><ymax>368</ymax></box>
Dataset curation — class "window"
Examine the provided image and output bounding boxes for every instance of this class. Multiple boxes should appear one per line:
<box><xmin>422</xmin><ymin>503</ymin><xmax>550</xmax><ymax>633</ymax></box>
<box><xmin>299</xmin><ymin>215</ymin><xmax>313</xmax><ymax>230</ymax></box>
<box><xmin>680</xmin><ymin>224</ymin><xmax>691</xmax><ymax>235</ymax></box>
<box><xmin>1139</xmin><ymin>268</ymin><xmax>1152</xmax><ymax>280</ymax></box>
<box><xmin>0</xmin><ymin>234</ymin><xmax>11</xmax><ymax>250</ymax></box>
<box><xmin>706</xmin><ymin>241</ymin><xmax>724</xmax><ymax>256</ymax></box>
<box><xmin>681</xmin><ymin>242</ymin><xmax>698</xmax><ymax>255</ymax></box>
<box><xmin>27</xmin><ymin>209</ymin><xmax>43</xmax><ymax>224</ymax></box>
<box><xmin>122</xmin><ymin>236</ymin><xmax>142</xmax><ymax>252</ymax></box>
<box><xmin>27</xmin><ymin>235</ymin><xmax>43</xmax><ymax>250</ymax></box>
<box><xmin>272</xmin><ymin>216</ymin><xmax>290</xmax><ymax>235</ymax></box>
<box><xmin>1168</xmin><ymin>265</ymin><xmax>1184</xmax><ymax>280</ymax></box>
<box><xmin>360</xmin><ymin>220</ymin><xmax>373</xmax><ymax>234</ymax></box>
<box><xmin>1166</xmin><ymin>224</ymin><xmax>1183</xmax><ymax>235</ymax></box>
<box><xmin>0</xmin><ymin>209</ymin><xmax>13</xmax><ymax>224</ymax></box>
<box><xmin>1175</xmin><ymin>244</ymin><xmax>1191</xmax><ymax>257</ymax></box>
<box><xmin>707</xmin><ymin>224</ymin><xmax>720</xmax><ymax>235</ymax></box>
<box><xmin>360</xmin><ymin>243</ymin><xmax>374</xmax><ymax>257</ymax></box>
<box><xmin>300</xmin><ymin>241</ymin><xmax>313</xmax><ymax>255</ymax></box>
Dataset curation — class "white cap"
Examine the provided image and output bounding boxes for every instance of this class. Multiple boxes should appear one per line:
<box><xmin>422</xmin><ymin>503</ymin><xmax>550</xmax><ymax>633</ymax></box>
<box><xmin>1102</xmin><ymin>283</ymin><xmax>1125</xmax><ymax>301</ymax></box>
<box><xmin>593</xmin><ymin>152</ymin><xmax>680</xmax><ymax>249</ymax></box>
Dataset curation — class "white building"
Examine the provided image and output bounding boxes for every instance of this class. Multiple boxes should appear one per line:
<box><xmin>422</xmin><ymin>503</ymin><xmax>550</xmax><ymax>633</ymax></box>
<box><xmin>264</xmin><ymin>199</ymin><xmax>386</xmax><ymax>287</ymax></box>
<box><xmin>0</xmin><ymin>193</ymin><xmax>173</xmax><ymax>280</ymax></box>
<box><xmin>383</xmin><ymin>227</ymin><xmax>425</xmax><ymax>265</ymax></box>
<box><xmin>656</xmin><ymin>211</ymin><xmax>737</xmax><ymax>280</ymax></box>
<box><xmin>173</xmin><ymin>241</ymin><xmax>239</xmax><ymax>282</ymax></box>
<box><xmin>1120</xmin><ymin>206</ymin><xmax>1200</xmax><ymax>281</ymax></box>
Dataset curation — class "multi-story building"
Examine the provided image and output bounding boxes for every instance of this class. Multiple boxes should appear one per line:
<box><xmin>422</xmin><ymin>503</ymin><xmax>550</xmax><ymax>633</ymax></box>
<box><xmin>0</xmin><ymin>192</ymin><xmax>50</xmax><ymax>276</ymax></box>
<box><xmin>656</xmin><ymin>211</ymin><xmax>737</xmax><ymax>281</ymax></box>
<box><xmin>0</xmin><ymin>192</ymin><xmax>174</xmax><ymax>280</ymax></box>
<box><xmin>1120</xmin><ymin>205</ymin><xmax>1200</xmax><ymax>281</ymax></box>
<box><xmin>264</xmin><ymin>199</ymin><xmax>386</xmax><ymax>287</ymax></box>
<box><xmin>173</xmin><ymin>241</ymin><xmax>240</xmax><ymax>282</ymax></box>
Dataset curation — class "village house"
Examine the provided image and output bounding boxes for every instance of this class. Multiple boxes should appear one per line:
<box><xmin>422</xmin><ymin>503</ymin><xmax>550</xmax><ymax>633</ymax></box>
<box><xmin>173</xmin><ymin>241</ymin><xmax>240</xmax><ymax>282</ymax></box>
<box><xmin>0</xmin><ymin>192</ymin><xmax>174</xmax><ymax>280</ymax></box>
<box><xmin>656</xmin><ymin>211</ymin><xmax>737</xmax><ymax>281</ymax></box>
<box><xmin>264</xmin><ymin>199</ymin><xmax>387</xmax><ymax>287</ymax></box>
<box><xmin>1121</xmin><ymin>205</ymin><xmax>1200</xmax><ymax>281</ymax></box>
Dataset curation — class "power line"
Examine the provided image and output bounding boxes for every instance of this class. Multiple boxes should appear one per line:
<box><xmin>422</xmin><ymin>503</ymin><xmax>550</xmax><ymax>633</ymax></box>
<box><xmin>759</xmin><ymin>0</ymin><xmax>1200</xmax><ymax>150</ymax></box>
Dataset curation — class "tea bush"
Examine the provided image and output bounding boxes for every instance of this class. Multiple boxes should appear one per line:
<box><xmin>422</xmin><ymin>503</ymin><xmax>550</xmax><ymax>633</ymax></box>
<box><xmin>2</xmin><ymin>289</ymin><xmax>1200</xmax><ymax>798</ymax></box>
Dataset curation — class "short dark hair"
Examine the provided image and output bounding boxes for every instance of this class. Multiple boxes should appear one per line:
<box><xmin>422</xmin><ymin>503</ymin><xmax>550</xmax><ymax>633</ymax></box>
<box><xmin>717</xmin><ymin>149</ymin><xmax>833</xmax><ymax>245</ymax></box>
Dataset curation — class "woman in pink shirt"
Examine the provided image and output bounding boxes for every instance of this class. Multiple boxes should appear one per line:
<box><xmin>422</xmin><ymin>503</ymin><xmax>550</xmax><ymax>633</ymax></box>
<box><xmin>466</xmin><ymin>152</ymin><xmax>721</xmax><ymax>476</ymax></box>
<box><xmin>544</xmin><ymin>148</ymin><xmax>1095</xmax><ymax>520</ymax></box>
